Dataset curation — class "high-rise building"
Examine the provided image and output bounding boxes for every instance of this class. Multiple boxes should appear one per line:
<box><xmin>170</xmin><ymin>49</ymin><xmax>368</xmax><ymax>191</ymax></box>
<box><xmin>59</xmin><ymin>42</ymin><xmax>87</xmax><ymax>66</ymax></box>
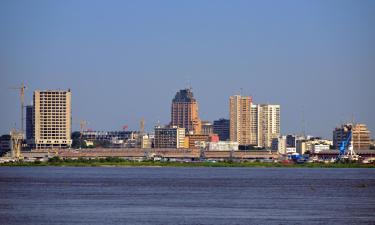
<box><xmin>213</xmin><ymin>118</ymin><xmax>230</xmax><ymax>141</ymax></box>
<box><xmin>229</xmin><ymin>95</ymin><xmax>280</xmax><ymax>148</ymax></box>
<box><xmin>154</xmin><ymin>126</ymin><xmax>186</xmax><ymax>148</ymax></box>
<box><xmin>229</xmin><ymin>95</ymin><xmax>252</xmax><ymax>145</ymax></box>
<box><xmin>333</xmin><ymin>123</ymin><xmax>371</xmax><ymax>150</ymax></box>
<box><xmin>250</xmin><ymin>104</ymin><xmax>260</xmax><ymax>146</ymax></box>
<box><xmin>258</xmin><ymin>104</ymin><xmax>280</xmax><ymax>148</ymax></box>
<box><xmin>25</xmin><ymin>105</ymin><xmax>34</xmax><ymax>142</ymax></box>
<box><xmin>171</xmin><ymin>89</ymin><xmax>201</xmax><ymax>134</ymax></box>
<box><xmin>33</xmin><ymin>90</ymin><xmax>72</xmax><ymax>149</ymax></box>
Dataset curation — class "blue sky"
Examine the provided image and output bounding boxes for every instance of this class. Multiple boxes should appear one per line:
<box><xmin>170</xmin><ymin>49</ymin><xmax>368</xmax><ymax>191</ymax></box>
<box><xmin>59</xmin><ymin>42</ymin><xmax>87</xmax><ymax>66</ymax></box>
<box><xmin>0</xmin><ymin>0</ymin><xmax>374</xmax><ymax>138</ymax></box>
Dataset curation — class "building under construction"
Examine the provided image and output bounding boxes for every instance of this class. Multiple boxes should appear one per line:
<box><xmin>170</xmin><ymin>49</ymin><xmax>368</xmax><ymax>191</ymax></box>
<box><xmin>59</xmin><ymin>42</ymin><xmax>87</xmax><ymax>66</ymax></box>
<box><xmin>333</xmin><ymin>123</ymin><xmax>371</xmax><ymax>150</ymax></box>
<box><xmin>29</xmin><ymin>90</ymin><xmax>72</xmax><ymax>149</ymax></box>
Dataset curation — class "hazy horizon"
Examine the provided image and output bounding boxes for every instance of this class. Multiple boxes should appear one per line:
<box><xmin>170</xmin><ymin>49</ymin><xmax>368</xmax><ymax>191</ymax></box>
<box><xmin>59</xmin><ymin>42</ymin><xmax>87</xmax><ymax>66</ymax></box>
<box><xmin>1</xmin><ymin>0</ymin><xmax>374</xmax><ymax>139</ymax></box>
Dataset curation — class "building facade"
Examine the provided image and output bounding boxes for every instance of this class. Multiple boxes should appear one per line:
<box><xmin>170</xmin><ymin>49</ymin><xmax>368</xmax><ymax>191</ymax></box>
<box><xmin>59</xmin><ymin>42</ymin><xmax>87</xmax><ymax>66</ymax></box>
<box><xmin>297</xmin><ymin>138</ymin><xmax>332</xmax><ymax>154</ymax></box>
<box><xmin>154</xmin><ymin>126</ymin><xmax>186</xmax><ymax>148</ymax></box>
<box><xmin>250</xmin><ymin>104</ymin><xmax>260</xmax><ymax>146</ymax></box>
<box><xmin>258</xmin><ymin>104</ymin><xmax>281</xmax><ymax>148</ymax></box>
<box><xmin>229</xmin><ymin>95</ymin><xmax>280</xmax><ymax>148</ymax></box>
<box><xmin>201</xmin><ymin>121</ymin><xmax>213</xmax><ymax>135</ymax></box>
<box><xmin>333</xmin><ymin>123</ymin><xmax>371</xmax><ymax>150</ymax></box>
<box><xmin>229</xmin><ymin>95</ymin><xmax>252</xmax><ymax>145</ymax></box>
<box><xmin>33</xmin><ymin>90</ymin><xmax>72</xmax><ymax>149</ymax></box>
<box><xmin>208</xmin><ymin>141</ymin><xmax>239</xmax><ymax>151</ymax></box>
<box><xmin>26</xmin><ymin>105</ymin><xmax>34</xmax><ymax>144</ymax></box>
<box><xmin>213</xmin><ymin>118</ymin><xmax>230</xmax><ymax>141</ymax></box>
<box><xmin>185</xmin><ymin>134</ymin><xmax>210</xmax><ymax>149</ymax></box>
<box><xmin>286</xmin><ymin>134</ymin><xmax>296</xmax><ymax>148</ymax></box>
<box><xmin>81</xmin><ymin>131</ymin><xmax>140</xmax><ymax>142</ymax></box>
<box><xmin>0</xmin><ymin>135</ymin><xmax>11</xmax><ymax>156</ymax></box>
<box><xmin>171</xmin><ymin>89</ymin><xmax>201</xmax><ymax>134</ymax></box>
<box><xmin>271</xmin><ymin>136</ymin><xmax>287</xmax><ymax>154</ymax></box>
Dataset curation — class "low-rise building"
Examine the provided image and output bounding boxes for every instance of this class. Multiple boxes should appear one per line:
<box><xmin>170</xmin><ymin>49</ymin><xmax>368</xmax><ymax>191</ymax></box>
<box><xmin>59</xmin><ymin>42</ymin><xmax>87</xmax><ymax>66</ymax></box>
<box><xmin>0</xmin><ymin>135</ymin><xmax>11</xmax><ymax>156</ymax></box>
<box><xmin>81</xmin><ymin>130</ymin><xmax>141</xmax><ymax>148</ymax></box>
<box><xmin>139</xmin><ymin>134</ymin><xmax>153</xmax><ymax>149</ymax></box>
<box><xmin>185</xmin><ymin>134</ymin><xmax>210</xmax><ymax>149</ymax></box>
<box><xmin>208</xmin><ymin>141</ymin><xmax>239</xmax><ymax>151</ymax></box>
<box><xmin>213</xmin><ymin>118</ymin><xmax>230</xmax><ymax>141</ymax></box>
<box><xmin>297</xmin><ymin>138</ymin><xmax>333</xmax><ymax>154</ymax></box>
<box><xmin>312</xmin><ymin>144</ymin><xmax>330</xmax><ymax>153</ymax></box>
<box><xmin>154</xmin><ymin>126</ymin><xmax>186</xmax><ymax>149</ymax></box>
<box><xmin>82</xmin><ymin>130</ymin><xmax>140</xmax><ymax>142</ymax></box>
<box><xmin>271</xmin><ymin>136</ymin><xmax>287</xmax><ymax>154</ymax></box>
<box><xmin>201</xmin><ymin>121</ymin><xmax>213</xmax><ymax>135</ymax></box>
<box><xmin>286</xmin><ymin>147</ymin><xmax>296</xmax><ymax>154</ymax></box>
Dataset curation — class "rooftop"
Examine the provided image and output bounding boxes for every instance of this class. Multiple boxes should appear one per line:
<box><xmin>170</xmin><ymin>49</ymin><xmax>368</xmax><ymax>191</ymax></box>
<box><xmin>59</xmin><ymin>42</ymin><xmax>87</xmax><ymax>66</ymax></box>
<box><xmin>173</xmin><ymin>89</ymin><xmax>196</xmax><ymax>103</ymax></box>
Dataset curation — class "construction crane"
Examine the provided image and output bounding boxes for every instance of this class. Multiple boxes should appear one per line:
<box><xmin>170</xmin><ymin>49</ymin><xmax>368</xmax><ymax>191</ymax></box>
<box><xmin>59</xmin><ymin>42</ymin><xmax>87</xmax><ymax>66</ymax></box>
<box><xmin>338</xmin><ymin>124</ymin><xmax>359</xmax><ymax>161</ymax></box>
<box><xmin>140</xmin><ymin>118</ymin><xmax>145</xmax><ymax>134</ymax></box>
<box><xmin>80</xmin><ymin>120</ymin><xmax>89</xmax><ymax>138</ymax></box>
<box><xmin>9</xmin><ymin>81</ymin><xmax>27</xmax><ymax>134</ymax></box>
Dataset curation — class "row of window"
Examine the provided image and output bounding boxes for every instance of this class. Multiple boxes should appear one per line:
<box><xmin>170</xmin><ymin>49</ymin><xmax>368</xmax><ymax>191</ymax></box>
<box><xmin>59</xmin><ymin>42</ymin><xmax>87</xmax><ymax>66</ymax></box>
<box><xmin>39</xmin><ymin>101</ymin><xmax>67</xmax><ymax>103</ymax></box>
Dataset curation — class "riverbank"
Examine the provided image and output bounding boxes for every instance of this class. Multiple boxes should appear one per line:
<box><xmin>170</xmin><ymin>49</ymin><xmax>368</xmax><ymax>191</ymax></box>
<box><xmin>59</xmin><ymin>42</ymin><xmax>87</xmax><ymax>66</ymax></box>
<box><xmin>1</xmin><ymin>158</ymin><xmax>374</xmax><ymax>168</ymax></box>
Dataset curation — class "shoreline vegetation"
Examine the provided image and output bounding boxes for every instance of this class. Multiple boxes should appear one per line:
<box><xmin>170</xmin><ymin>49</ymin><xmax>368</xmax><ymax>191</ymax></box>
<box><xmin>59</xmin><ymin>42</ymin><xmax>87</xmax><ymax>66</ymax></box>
<box><xmin>1</xmin><ymin>157</ymin><xmax>374</xmax><ymax>168</ymax></box>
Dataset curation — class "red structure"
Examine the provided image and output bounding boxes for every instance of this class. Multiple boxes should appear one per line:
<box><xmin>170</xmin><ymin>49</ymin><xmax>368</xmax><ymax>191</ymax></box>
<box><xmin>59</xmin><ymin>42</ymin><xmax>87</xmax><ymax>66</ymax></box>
<box><xmin>210</xmin><ymin>134</ymin><xmax>219</xmax><ymax>142</ymax></box>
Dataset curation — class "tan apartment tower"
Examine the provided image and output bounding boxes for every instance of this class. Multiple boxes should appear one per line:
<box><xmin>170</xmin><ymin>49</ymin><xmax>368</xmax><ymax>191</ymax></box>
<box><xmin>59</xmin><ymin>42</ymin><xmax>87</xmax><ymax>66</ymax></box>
<box><xmin>33</xmin><ymin>89</ymin><xmax>72</xmax><ymax>149</ymax></box>
<box><xmin>230</xmin><ymin>95</ymin><xmax>253</xmax><ymax>145</ymax></box>
<box><xmin>171</xmin><ymin>88</ymin><xmax>201</xmax><ymax>134</ymax></box>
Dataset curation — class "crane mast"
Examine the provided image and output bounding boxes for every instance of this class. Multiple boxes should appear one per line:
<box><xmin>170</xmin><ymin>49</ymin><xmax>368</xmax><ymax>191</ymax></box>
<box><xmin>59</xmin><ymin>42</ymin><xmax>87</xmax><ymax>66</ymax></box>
<box><xmin>9</xmin><ymin>81</ymin><xmax>27</xmax><ymax>135</ymax></box>
<box><xmin>338</xmin><ymin>124</ymin><xmax>359</xmax><ymax>161</ymax></box>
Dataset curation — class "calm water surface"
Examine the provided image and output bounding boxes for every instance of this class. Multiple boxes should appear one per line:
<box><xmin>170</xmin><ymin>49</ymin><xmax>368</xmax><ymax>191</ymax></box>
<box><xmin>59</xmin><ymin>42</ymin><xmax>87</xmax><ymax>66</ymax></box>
<box><xmin>0</xmin><ymin>167</ymin><xmax>375</xmax><ymax>225</ymax></box>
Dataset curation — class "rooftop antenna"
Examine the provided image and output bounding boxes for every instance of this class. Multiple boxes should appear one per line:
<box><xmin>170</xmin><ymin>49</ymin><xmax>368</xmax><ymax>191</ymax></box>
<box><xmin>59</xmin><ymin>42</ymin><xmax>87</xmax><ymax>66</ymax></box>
<box><xmin>157</xmin><ymin>119</ymin><xmax>161</xmax><ymax>127</ymax></box>
<box><xmin>240</xmin><ymin>87</ymin><xmax>243</xmax><ymax>96</ymax></box>
<box><xmin>187</xmin><ymin>78</ymin><xmax>192</xmax><ymax>90</ymax></box>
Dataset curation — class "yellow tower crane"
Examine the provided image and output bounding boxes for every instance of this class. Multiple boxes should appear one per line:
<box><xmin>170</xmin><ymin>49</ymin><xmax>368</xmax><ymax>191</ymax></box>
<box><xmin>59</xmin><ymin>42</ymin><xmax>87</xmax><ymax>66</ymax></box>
<box><xmin>9</xmin><ymin>81</ymin><xmax>27</xmax><ymax>134</ymax></box>
<box><xmin>140</xmin><ymin>118</ymin><xmax>145</xmax><ymax>135</ymax></box>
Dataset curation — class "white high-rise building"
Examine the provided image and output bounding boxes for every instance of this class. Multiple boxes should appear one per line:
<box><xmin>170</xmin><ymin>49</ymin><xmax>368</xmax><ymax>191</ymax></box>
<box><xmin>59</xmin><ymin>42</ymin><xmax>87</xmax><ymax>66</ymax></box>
<box><xmin>33</xmin><ymin>90</ymin><xmax>72</xmax><ymax>149</ymax></box>
<box><xmin>258</xmin><ymin>104</ymin><xmax>280</xmax><ymax>148</ymax></box>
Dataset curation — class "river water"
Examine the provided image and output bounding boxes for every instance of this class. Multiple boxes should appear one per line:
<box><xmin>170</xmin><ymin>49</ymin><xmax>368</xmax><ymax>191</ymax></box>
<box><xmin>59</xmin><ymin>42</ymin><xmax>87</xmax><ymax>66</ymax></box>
<box><xmin>0</xmin><ymin>167</ymin><xmax>374</xmax><ymax>225</ymax></box>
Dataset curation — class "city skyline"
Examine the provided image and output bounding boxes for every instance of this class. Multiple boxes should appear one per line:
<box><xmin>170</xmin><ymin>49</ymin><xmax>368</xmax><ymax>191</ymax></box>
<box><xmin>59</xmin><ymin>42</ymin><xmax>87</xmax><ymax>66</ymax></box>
<box><xmin>1</xmin><ymin>0</ymin><xmax>374</xmax><ymax>138</ymax></box>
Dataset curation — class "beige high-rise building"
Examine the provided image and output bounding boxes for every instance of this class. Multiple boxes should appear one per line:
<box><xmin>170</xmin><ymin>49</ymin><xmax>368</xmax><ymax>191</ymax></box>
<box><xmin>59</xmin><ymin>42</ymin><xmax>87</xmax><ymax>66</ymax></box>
<box><xmin>258</xmin><ymin>104</ymin><xmax>280</xmax><ymax>148</ymax></box>
<box><xmin>33</xmin><ymin>90</ymin><xmax>72</xmax><ymax>149</ymax></box>
<box><xmin>250</xmin><ymin>104</ymin><xmax>260</xmax><ymax>146</ymax></box>
<box><xmin>230</xmin><ymin>96</ymin><xmax>280</xmax><ymax>148</ymax></box>
<box><xmin>171</xmin><ymin>89</ymin><xmax>201</xmax><ymax>134</ymax></box>
<box><xmin>229</xmin><ymin>95</ymin><xmax>253</xmax><ymax>145</ymax></box>
<box><xmin>352</xmin><ymin>124</ymin><xmax>371</xmax><ymax>150</ymax></box>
